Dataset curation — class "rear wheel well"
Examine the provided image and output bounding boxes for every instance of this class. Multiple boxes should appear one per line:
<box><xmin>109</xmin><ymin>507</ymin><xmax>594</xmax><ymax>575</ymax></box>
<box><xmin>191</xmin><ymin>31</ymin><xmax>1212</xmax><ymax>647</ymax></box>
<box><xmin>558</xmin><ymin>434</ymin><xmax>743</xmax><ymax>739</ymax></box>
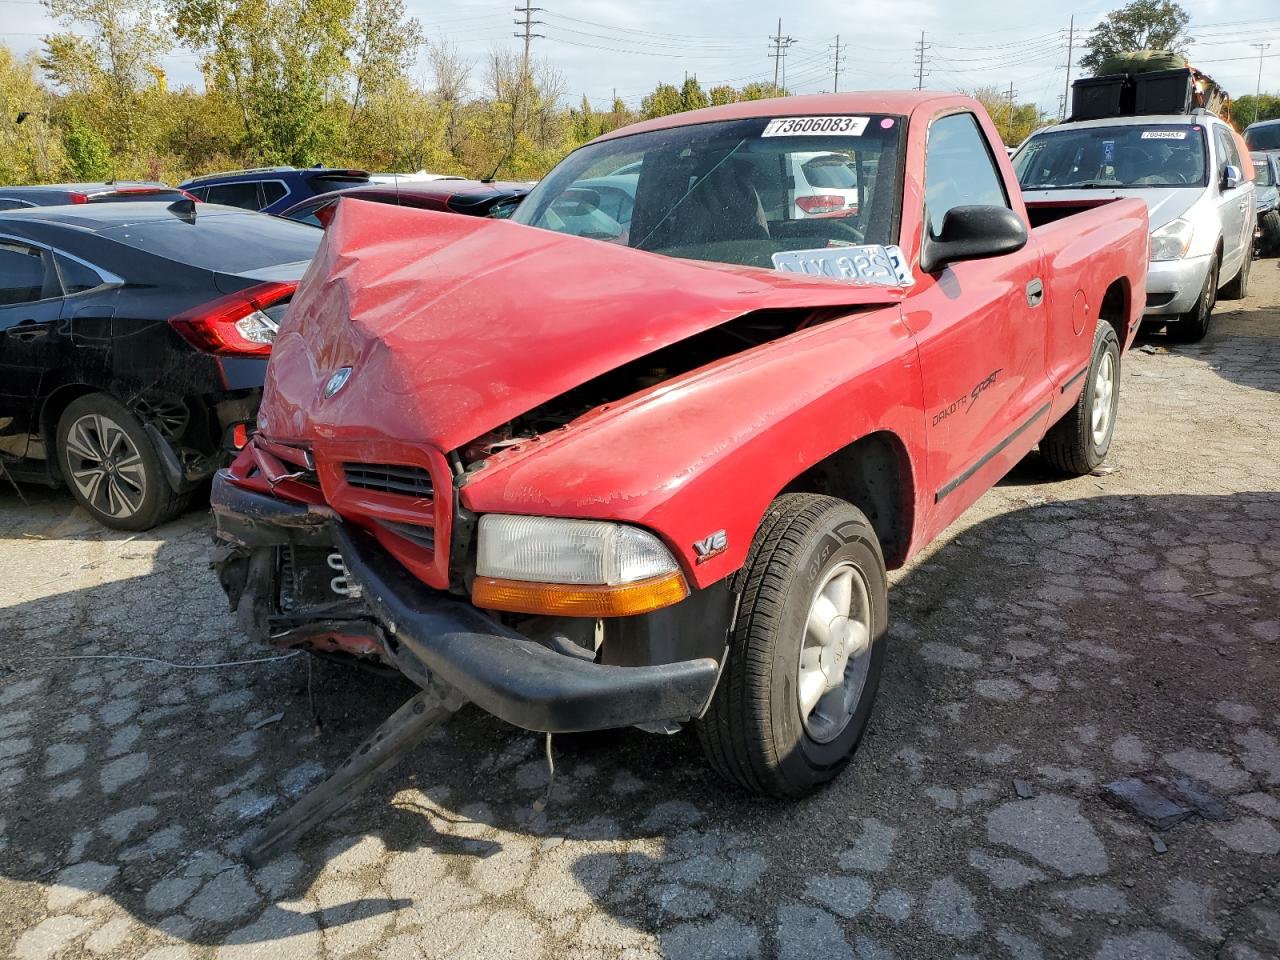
<box><xmin>781</xmin><ymin>431</ymin><xmax>914</xmax><ymax>568</ymax></box>
<box><xmin>39</xmin><ymin>384</ymin><xmax>101</xmax><ymax>483</ymax></box>
<box><xmin>1099</xmin><ymin>278</ymin><xmax>1129</xmax><ymax>345</ymax></box>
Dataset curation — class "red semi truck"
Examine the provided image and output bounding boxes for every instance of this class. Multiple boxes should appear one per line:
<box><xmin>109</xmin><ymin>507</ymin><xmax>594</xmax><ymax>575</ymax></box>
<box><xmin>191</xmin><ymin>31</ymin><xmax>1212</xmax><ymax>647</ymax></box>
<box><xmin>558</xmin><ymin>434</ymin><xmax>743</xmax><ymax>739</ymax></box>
<box><xmin>212</xmin><ymin>93</ymin><xmax>1149</xmax><ymax>805</ymax></box>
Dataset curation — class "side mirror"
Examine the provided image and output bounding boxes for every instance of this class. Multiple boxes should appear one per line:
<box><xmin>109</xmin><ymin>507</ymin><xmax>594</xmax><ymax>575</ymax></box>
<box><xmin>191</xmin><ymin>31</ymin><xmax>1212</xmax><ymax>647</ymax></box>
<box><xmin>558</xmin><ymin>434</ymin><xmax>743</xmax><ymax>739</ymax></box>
<box><xmin>920</xmin><ymin>204</ymin><xmax>1028</xmax><ymax>273</ymax></box>
<box><xmin>1222</xmin><ymin>164</ymin><xmax>1242</xmax><ymax>191</ymax></box>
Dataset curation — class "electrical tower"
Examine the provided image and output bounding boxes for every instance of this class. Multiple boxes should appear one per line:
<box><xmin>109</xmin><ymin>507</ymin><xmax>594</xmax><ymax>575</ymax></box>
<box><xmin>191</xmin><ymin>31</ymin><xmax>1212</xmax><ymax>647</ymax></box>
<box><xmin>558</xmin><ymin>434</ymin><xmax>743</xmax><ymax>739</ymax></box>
<box><xmin>514</xmin><ymin>1</ymin><xmax>544</xmax><ymax>77</ymax></box>
<box><xmin>1253</xmin><ymin>43</ymin><xmax>1272</xmax><ymax>123</ymax></box>
<box><xmin>830</xmin><ymin>35</ymin><xmax>847</xmax><ymax>93</ymax></box>
<box><xmin>769</xmin><ymin>19</ymin><xmax>797</xmax><ymax>91</ymax></box>
<box><xmin>914</xmin><ymin>32</ymin><xmax>930</xmax><ymax>91</ymax></box>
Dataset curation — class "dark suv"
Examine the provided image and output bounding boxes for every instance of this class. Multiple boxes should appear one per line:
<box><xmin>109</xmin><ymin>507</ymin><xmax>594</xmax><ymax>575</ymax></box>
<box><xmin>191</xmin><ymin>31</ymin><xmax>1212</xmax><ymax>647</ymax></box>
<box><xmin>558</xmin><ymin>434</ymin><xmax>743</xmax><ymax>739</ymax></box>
<box><xmin>179</xmin><ymin>167</ymin><xmax>370</xmax><ymax>215</ymax></box>
<box><xmin>0</xmin><ymin>201</ymin><xmax>320</xmax><ymax>529</ymax></box>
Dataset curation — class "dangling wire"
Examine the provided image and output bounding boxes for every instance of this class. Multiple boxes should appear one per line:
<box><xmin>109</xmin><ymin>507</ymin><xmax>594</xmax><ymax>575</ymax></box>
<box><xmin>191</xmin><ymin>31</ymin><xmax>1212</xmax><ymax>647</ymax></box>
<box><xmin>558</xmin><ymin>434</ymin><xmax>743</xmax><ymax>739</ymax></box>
<box><xmin>532</xmin><ymin>733</ymin><xmax>555</xmax><ymax>812</ymax></box>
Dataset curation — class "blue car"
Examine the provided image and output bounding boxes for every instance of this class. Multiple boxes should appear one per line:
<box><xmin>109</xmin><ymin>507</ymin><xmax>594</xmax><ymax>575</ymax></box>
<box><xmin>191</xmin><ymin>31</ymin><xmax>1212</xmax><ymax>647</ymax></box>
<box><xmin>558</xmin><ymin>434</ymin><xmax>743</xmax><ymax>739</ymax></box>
<box><xmin>178</xmin><ymin>166</ymin><xmax>370</xmax><ymax>215</ymax></box>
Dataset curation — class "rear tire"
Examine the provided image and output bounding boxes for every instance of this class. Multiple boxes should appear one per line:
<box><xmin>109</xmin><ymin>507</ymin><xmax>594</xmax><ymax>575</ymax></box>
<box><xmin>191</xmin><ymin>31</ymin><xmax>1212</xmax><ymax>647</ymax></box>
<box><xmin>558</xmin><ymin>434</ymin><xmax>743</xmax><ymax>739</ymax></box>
<box><xmin>1260</xmin><ymin>211</ymin><xmax>1280</xmax><ymax>256</ymax></box>
<box><xmin>1219</xmin><ymin>249</ymin><xmax>1250</xmax><ymax>301</ymax></box>
<box><xmin>1040</xmin><ymin>321</ymin><xmax>1120</xmax><ymax>476</ymax></box>
<box><xmin>1167</xmin><ymin>255</ymin><xmax>1218</xmax><ymax>343</ymax></box>
<box><xmin>56</xmin><ymin>393</ymin><xmax>191</xmax><ymax>531</ymax></box>
<box><xmin>695</xmin><ymin>494</ymin><xmax>888</xmax><ymax>798</ymax></box>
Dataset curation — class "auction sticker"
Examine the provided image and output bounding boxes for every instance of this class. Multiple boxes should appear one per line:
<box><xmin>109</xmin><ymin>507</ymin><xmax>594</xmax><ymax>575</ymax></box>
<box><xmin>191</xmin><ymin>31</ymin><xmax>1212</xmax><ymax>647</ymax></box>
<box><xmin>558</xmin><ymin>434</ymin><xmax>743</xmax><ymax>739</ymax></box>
<box><xmin>772</xmin><ymin>244</ymin><xmax>914</xmax><ymax>286</ymax></box>
<box><xmin>762</xmin><ymin>116</ymin><xmax>869</xmax><ymax>137</ymax></box>
<box><xmin>1140</xmin><ymin>130</ymin><xmax>1187</xmax><ymax>139</ymax></box>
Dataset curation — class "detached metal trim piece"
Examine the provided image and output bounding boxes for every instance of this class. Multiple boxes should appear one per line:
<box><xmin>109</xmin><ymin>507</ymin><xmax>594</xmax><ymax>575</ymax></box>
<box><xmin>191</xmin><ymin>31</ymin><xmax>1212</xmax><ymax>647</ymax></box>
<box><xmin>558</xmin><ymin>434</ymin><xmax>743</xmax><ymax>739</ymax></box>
<box><xmin>332</xmin><ymin>524</ymin><xmax>721</xmax><ymax>734</ymax></box>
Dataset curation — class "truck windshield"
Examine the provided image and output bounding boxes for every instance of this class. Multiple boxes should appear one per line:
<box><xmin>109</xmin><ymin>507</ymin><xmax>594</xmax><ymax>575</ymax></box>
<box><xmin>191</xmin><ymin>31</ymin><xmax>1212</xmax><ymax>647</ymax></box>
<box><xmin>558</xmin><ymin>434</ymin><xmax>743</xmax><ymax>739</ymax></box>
<box><xmin>1014</xmin><ymin>124</ymin><xmax>1208</xmax><ymax>189</ymax></box>
<box><xmin>511</xmin><ymin>115</ymin><xmax>904</xmax><ymax>270</ymax></box>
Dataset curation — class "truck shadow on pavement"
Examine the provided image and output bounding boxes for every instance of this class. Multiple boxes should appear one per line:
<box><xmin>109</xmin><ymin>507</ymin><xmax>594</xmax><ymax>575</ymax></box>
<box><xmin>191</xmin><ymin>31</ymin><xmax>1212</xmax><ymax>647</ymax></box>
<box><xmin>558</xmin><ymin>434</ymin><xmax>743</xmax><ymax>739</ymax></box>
<box><xmin>3</xmin><ymin>486</ymin><xmax>1279</xmax><ymax>957</ymax></box>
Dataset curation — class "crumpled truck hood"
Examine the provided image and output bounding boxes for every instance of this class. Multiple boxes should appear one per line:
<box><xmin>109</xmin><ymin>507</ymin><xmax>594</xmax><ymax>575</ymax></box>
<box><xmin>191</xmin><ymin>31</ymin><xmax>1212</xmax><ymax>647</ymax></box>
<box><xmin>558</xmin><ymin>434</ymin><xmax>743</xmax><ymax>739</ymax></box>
<box><xmin>262</xmin><ymin>198</ymin><xmax>904</xmax><ymax>452</ymax></box>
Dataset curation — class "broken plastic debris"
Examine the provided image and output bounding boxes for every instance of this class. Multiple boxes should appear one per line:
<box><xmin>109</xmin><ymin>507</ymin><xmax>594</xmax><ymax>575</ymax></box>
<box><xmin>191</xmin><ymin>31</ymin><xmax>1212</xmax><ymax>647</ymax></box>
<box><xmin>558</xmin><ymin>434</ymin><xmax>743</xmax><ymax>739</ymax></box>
<box><xmin>1013</xmin><ymin>779</ymin><xmax>1034</xmax><ymax>799</ymax></box>
<box><xmin>1151</xmin><ymin>833</ymin><xmax>1168</xmax><ymax>854</ymax></box>
<box><xmin>1102</xmin><ymin>774</ymin><xmax>1235</xmax><ymax>830</ymax></box>
<box><xmin>252</xmin><ymin>711</ymin><xmax>285</xmax><ymax>730</ymax></box>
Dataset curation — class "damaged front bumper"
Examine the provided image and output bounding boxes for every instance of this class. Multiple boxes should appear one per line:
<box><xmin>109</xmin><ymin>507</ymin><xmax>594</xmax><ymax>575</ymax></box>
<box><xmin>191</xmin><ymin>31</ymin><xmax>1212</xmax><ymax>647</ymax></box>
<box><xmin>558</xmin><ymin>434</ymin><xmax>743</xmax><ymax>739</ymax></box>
<box><xmin>211</xmin><ymin>471</ymin><xmax>723</xmax><ymax>734</ymax></box>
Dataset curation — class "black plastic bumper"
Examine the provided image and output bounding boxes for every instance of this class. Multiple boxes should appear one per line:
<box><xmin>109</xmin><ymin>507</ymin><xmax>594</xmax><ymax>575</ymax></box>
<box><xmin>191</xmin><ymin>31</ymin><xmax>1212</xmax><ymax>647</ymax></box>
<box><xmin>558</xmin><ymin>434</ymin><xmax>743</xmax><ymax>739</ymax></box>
<box><xmin>211</xmin><ymin>471</ymin><xmax>722</xmax><ymax>734</ymax></box>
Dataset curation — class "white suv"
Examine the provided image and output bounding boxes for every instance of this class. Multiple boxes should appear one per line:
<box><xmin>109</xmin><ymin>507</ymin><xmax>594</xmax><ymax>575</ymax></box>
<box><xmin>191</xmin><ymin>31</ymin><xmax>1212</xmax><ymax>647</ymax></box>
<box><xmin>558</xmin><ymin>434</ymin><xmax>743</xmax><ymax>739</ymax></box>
<box><xmin>1014</xmin><ymin>112</ymin><xmax>1255</xmax><ymax>341</ymax></box>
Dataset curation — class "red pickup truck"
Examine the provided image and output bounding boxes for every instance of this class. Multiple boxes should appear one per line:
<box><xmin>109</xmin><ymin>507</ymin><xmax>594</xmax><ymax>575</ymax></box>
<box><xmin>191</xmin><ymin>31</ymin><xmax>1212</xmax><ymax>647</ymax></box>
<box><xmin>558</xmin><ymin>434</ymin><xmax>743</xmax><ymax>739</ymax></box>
<box><xmin>213</xmin><ymin>93</ymin><xmax>1148</xmax><ymax>800</ymax></box>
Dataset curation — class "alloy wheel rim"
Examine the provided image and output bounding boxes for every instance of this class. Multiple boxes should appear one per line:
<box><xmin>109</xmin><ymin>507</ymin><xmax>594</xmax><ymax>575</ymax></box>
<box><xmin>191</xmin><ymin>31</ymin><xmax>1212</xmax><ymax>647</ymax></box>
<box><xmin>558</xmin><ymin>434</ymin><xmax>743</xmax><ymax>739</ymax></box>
<box><xmin>1091</xmin><ymin>350</ymin><xmax>1115</xmax><ymax>447</ymax></box>
<box><xmin>796</xmin><ymin>559</ymin><xmax>873</xmax><ymax>744</ymax></box>
<box><xmin>64</xmin><ymin>414</ymin><xmax>146</xmax><ymax>519</ymax></box>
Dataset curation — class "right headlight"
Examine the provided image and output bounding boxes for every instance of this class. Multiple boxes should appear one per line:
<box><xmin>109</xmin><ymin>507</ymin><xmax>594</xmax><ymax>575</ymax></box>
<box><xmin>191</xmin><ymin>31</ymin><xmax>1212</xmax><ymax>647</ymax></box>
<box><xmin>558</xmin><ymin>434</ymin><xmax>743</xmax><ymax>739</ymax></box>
<box><xmin>1150</xmin><ymin>218</ymin><xmax>1195</xmax><ymax>262</ymax></box>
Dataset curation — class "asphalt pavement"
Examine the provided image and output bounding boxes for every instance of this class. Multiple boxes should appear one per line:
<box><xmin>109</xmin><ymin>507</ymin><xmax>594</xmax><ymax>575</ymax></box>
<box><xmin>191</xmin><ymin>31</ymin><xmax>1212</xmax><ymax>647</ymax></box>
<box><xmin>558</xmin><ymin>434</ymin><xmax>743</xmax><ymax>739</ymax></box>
<box><xmin>1</xmin><ymin>260</ymin><xmax>1278</xmax><ymax>959</ymax></box>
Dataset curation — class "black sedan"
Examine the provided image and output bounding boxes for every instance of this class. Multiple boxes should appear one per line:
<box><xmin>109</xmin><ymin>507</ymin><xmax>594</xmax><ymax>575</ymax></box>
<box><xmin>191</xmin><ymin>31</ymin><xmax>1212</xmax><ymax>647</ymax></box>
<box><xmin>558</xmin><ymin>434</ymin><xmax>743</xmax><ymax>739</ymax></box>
<box><xmin>278</xmin><ymin>178</ymin><xmax>531</xmax><ymax>225</ymax></box>
<box><xmin>0</xmin><ymin>201</ymin><xmax>320</xmax><ymax>529</ymax></box>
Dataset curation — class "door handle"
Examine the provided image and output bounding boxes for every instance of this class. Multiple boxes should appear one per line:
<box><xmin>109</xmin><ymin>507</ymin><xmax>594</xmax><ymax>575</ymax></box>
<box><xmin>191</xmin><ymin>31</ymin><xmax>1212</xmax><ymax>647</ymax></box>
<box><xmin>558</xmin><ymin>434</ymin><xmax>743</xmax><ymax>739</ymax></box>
<box><xmin>6</xmin><ymin>320</ymin><xmax>49</xmax><ymax>341</ymax></box>
<box><xmin>1025</xmin><ymin>278</ymin><xmax>1044</xmax><ymax>308</ymax></box>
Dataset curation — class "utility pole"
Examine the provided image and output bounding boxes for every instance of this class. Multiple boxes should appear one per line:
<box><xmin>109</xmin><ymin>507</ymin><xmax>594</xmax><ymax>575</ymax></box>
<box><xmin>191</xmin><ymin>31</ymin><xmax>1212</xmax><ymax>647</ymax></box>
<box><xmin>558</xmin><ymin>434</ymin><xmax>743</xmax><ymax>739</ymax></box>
<box><xmin>1006</xmin><ymin>82</ymin><xmax>1017</xmax><ymax>142</ymax></box>
<box><xmin>830</xmin><ymin>35</ymin><xmax>846</xmax><ymax>93</ymax></box>
<box><xmin>514</xmin><ymin>1</ymin><xmax>544</xmax><ymax>80</ymax></box>
<box><xmin>914</xmin><ymin>31</ymin><xmax>930</xmax><ymax>91</ymax></box>
<box><xmin>769</xmin><ymin>19</ymin><xmax>797</xmax><ymax>92</ymax></box>
<box><xmin>1253</xmin><ymin>43</ymin><xmax>1272</xmax><ymax>124</ymax></box>
<box><xmin>1062</xmin><ymin>15</ymin><xmax>1075</xmax><ymax>121</ymax></box>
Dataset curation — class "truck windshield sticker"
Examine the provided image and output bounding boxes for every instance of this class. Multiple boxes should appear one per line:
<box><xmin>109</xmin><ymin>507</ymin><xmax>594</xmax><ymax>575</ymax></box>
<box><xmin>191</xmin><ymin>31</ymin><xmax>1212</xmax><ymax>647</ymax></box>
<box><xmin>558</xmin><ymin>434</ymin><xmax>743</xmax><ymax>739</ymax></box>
<box><xmin>1102</xmin><ymin>140</ymin><xmax>1116</xmax><ymax>162</ymax></box>
<box><xmin>762</xmin><ymin>116</ymin><xmax>870</xmax><ymax>137</ymax></box>
<box><xmin>772</xmin><ymin>244</ymin><xmax>913</xmax><ymax>286</ymax></box>
<box><xmin>1141</xmin><ymin>130</ymin><xmax>1188</xmax><ymax>140</ymax></box>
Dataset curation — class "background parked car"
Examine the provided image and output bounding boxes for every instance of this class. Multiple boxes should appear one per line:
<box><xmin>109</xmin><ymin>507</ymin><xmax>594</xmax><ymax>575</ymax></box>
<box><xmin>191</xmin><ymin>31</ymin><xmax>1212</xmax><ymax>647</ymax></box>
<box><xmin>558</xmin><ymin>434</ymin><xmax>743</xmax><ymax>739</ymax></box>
<box><xmin>1244</xmin><ymin>118</ymin><xmax>1280</xmax><ymax>153</ymax></box>
<box><xmin>0</xmin><ymin>183</ymin><xmax>195</xmax><ymax>210</ymax></box>
<box><xmin>367</xmin><ymin>171</ymin><xmax>467</xmax><ymax>184</ymax></box>
<box><xmin>789</xmin><ymin>151</ymin><xmax>861</xmax><ymax>218</ymax></box>
<box><xmin>0</xmin><ymin>201</ymin><xmax>320</xmax><ymax>530</ymax></box>
<box><xmin>1254</xmin><ymin>152</ymin><xmax>1280</xmax><ymax>257</ymax></box>
<box><xmin>278</xmin><ymin>179</ymin><xmax>532</xmax><ymax>225</ymax></box>
<box><xmin>1014</xmin><ymin>112</ymin><xmax>1255</xmax><ymax>342</ymax></box>
<box><xmin>179</xmin><ymin>166</ymin><xmax>370</xmax><ymax>215</ymax></box>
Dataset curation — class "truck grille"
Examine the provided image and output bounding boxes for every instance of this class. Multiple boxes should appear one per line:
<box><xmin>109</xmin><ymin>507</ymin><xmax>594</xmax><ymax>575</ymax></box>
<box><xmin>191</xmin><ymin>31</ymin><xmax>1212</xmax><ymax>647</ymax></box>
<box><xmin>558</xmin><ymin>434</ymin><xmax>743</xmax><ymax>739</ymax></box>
<box><xmin>342</xmin><ymin>463</ymin><xmax>433</xmax><ymax>498</ymax></box>
<box><xmin>376</xmin><ymin>520</ymin><xmax>436</xmax><ymax>551</ymax></box>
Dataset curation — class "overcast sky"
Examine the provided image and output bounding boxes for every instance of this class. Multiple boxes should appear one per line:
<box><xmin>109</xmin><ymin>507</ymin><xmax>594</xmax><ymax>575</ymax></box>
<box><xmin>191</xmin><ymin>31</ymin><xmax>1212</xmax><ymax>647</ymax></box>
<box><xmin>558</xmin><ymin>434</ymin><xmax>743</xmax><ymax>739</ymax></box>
<box><xmin>2</xmin><ymin>0</ymin><xmax>1278</xmax><ymax>114</ymax></box>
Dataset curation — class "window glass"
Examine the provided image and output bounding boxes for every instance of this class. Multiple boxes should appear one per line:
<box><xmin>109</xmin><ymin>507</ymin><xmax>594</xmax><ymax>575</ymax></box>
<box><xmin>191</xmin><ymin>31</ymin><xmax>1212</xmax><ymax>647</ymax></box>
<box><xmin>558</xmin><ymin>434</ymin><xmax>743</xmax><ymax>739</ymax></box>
<box><xmin>205</xmin><ymin>182</ymin><xmax>263</xmax><ymax>210</ymax></box>
<box><xmin>1214</xmin><ymin>126</ymin><xmax>1241</xmax><ymax>176</ymax></box>
<box><xmin>100</xmin><ymin>211</ymin><xmax>321</xmax><ymax>273</ymax></box>
<box><xmin>260</xmin><ymin>181</ymin><xmax>288</xmax><ymax>205</ymax></box>
<box><xmin>1254</xmin><ymin>158</ymin><xmax>1275</xmax><ymax>187</ymax></box>
<box><xmin>924</xmin><ymin>112</ymin><xmax>1008</xmax><ymax>239</ymax></box>
<box><xmin>0</xmin><ymin>199</ymin><xmax>33</xmax><ymax>211</ymax></box>
<box><xmin>55</xmin><ymin>253</ymin><xmax>105</xmax><ymax>294</ymax></box>
<box><xmin>186</xmin><ymin>187</ymin><xmax>209</xmax><ymax>201</ymax></box>
<box><xmin>0</xmin><ymin>245</ymin><xmax>47</xmax><ymax>306</ymax></box>
<box><xmin>512</xmin><ymin>115</ymin><xmax>904</xmax><ymax>270</ymax></box>
<box><xmin>1014</xmin><ymin>123</ymin><xmax>1207</xmax><ymax>189</ymax></box>
<box><xmin>1245</xmin><ymin>124</ymin><xmax>1280</xmax><ymax>151</ymax></box>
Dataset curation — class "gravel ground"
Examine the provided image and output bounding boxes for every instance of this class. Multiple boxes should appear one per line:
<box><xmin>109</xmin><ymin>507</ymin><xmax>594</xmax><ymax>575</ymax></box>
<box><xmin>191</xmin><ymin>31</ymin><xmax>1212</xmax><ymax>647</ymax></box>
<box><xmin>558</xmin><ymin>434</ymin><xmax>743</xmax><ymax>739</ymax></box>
<box><xmin>2</xmin><ymin>260</ymin><xmax>1279</xmax><ymax>960</ymax></box>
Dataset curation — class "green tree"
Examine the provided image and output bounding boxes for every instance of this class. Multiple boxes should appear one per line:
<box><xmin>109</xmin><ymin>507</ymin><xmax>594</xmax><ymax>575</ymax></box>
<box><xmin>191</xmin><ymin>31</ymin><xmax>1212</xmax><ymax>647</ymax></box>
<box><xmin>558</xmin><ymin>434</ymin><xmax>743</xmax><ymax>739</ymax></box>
<box><xmin>680</xmin><ymin>76</ymin><xmax>708</xmax><ymax>112</ymax></box>
<box><xmin>739</xmin><ymin>81</ymin><xmax>785</xmax><ymax>101</ymax></box>
<box><xmin>346</xmin><ymin>0</ymin><xmax>422</xmax><ymax>133</ymax></box>
<box><xmin>1080</xmin><ymin>0</ymin><xmax>1192</xmax><ymax>74</ymax></box>
<box><xmin>0</xmin><ymin>47</ymin><xmax>66</xmax><ymax>183</ymax></box>
<box><xmin>969</xmin><ymin>85</ymin><xmax>1052</xmax><ymax>146</ymax></box>
<box><xmin>640</xmin><ymin>82</ymin><xmax>682</xmax><ymax>119</ymax></box>
<box><xmin>708</xmin><ymin>84</ymin><xmax>738</xmax><ymax>106</ymax></box>
<box><xmin>62</xmin><ymin>111</ymin><xmax>112</xmax><ymax>178</ymax></box>
<box><xmin>41</xmin><ymin>0</ymin><xmax>172</xmax><ymax>156</ymax></box>
<box><xmin>1233</xmin><ymin>94</ymin><xmax>1280</xmax><ymax>128</ymax></box>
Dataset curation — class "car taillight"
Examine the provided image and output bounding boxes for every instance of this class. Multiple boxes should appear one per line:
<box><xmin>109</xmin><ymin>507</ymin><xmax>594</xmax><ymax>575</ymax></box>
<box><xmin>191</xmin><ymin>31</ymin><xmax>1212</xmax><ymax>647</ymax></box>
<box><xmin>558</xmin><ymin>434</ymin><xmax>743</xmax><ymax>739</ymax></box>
<box><xmin>168</xmin><ymin>280</ymin><xmax>298</xmax><ymax>357</ymax></box>
<box><xmin>69</xmin><ymin>192</ymin><xmax>89</xmax><ymax>204</ymax></box>
<box><xmin>796</xmin><ymin>195</ymin><xmax>850</xmax><ymax>215</ymax></box>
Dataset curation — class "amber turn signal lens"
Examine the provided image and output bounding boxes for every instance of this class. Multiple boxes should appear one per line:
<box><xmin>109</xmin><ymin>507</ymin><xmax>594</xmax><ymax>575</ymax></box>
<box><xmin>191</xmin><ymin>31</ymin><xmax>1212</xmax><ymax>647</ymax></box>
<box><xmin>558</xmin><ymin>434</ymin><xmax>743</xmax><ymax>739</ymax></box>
<box><xmin>471</xmin><ymin>572</ymin><xmax>690</xmax><ymax>617</ymax></box>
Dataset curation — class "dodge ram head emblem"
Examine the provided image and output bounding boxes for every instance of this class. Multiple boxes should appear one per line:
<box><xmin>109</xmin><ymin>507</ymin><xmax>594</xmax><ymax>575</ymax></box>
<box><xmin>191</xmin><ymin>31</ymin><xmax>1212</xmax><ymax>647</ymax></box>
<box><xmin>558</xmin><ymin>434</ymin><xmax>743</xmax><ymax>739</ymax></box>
<box><xmin>693</xmin><ymin>529</ymin><xmax>728</xmax><ymax>563</ymax></box>
<box><xmin>323</xmin><ymin>366</ymin><xmax>352</xmax><ymax>399</ymax></box>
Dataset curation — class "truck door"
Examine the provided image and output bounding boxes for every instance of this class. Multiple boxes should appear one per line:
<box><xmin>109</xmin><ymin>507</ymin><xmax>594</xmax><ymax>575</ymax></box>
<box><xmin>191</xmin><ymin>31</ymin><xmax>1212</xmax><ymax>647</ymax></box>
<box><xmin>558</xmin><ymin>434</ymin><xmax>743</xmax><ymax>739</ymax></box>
<box><xmin>903</xmin><ymin>110</ymin><xmax>1051</xmax><ymax>537</ymax></box>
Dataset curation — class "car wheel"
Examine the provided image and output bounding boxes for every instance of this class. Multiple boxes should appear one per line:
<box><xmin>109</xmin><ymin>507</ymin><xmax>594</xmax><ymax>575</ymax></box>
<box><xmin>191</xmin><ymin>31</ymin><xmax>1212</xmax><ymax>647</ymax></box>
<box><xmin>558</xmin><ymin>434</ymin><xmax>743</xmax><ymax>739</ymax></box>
<box><xmin>1040</xmin><ymin>321</ymin><xmax>1120</xmax><ymax>476</ymax></box>
<box><xmin>56</xmin><ymin>393</ymin><xmax>191</xmax><ymax>531</ymax></box>
<box><xmin>1261</xmin><ymin>211</ymin><xmax>1280</xmax><ymax>256</ymax></box>
<box><xmin>1219</xmin><ymin>248</ymin><xmax>1250</xmax><ymax>300</ymax></box>
<box><xmin>1167</xmin><ymin>255</ymin><xmax>1218</xmax><ymax>343</ymax></box>
<box><xmin>695</xmin><ymin>494</ymin><xmax>887</xmax><ymax>798</ymax></box>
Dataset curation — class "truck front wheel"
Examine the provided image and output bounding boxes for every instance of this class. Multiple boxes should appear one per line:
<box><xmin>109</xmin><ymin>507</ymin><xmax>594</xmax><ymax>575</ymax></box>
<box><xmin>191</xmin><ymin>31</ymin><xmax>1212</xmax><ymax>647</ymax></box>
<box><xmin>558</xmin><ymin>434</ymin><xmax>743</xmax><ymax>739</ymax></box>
<box><xmin>695</xmin><ymin>494</ymin><xmax>887</xmax><ymax>798</ymax></box>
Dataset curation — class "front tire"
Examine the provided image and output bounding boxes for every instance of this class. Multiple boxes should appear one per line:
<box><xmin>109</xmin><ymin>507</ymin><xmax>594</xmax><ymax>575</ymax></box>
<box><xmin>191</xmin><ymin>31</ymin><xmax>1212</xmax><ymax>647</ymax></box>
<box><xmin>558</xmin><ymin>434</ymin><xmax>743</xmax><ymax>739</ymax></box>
<box><xmin>695</xmin><ymin>494</ymin><xmax>888</xmax><ymax>798</ymax></box>
<box><xmin>1261</xmin><ymin>211</ymin><xmax>1280</xmax><ymax>256</ymax></box>
<box><xmin>1040</xmin><ymin>321</ymin><xmax>1120</xmax><ymax>476</ymax></box>
<box><xmin>1167</xmin><ymin>255</ymin><xmax>1218</xmax><ymax>343</ymax></box>
<box><xmin>1219</xmin><ymin>248</ymin><xmax>1250</xmax><ymax>301</ymax></box>
<box><xmin>56</xmin><ymin>393</ymin><xmax>191</xmax><ymax>531</ymax></box>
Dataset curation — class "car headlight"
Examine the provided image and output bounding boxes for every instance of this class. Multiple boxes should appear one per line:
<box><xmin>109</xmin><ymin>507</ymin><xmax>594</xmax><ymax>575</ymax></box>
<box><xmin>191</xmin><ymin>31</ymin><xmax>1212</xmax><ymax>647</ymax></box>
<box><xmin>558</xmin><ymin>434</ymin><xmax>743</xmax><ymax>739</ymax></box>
<box><xmin>1150</xmin><ymin>218</ymin><xmax>1194</xmax><ymax>261</ymax></box>
<box><xmin>472</xmin><ymin>515</ymin><xmax>689</xmax><ymax>616</ymax></box>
